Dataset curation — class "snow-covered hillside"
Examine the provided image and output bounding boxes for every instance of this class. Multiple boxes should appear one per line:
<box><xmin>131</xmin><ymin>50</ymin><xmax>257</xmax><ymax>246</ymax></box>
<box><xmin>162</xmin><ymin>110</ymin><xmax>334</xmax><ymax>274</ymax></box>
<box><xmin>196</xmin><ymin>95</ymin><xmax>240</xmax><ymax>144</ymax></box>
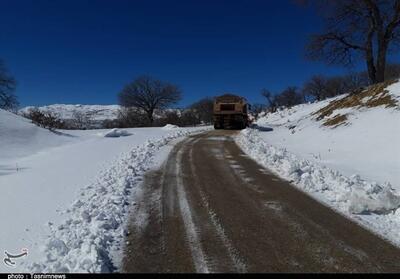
<box><xmin>0</xmin><ymin>109</ymin><xmax>210</xmax><ymax>272</ymax></box>
<box><xmin>255</xmin><ymin>79</ymin><xmax>400</xmax><ymax>189</ymax></box>
<box><xmin>0</xmin><ymin>109</ymin><xmax>74</xmax><ymax>162</ymax></box>
<box><xmin>20</xmin><ymin>104</ymin><xmax>120</xmax><ymax>121</ymax></box>
<box><xmin>19</xmin><ymin>105</ymin><xmax>180</xmax><ymax>122</ymax></box>
<box><xmin>236</xmin><ymin>79</ymin><xmax>400</xmax><ymax>246</ymax></box>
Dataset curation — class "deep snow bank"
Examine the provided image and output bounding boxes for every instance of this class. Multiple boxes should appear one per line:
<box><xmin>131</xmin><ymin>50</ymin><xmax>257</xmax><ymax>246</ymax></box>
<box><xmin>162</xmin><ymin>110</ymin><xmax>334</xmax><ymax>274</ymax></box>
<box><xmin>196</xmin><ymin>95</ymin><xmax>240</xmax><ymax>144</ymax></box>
<box><xmin>237</xmin><ymin>128</ymin><xmax>400</xmax><ymax>215</ymax></box>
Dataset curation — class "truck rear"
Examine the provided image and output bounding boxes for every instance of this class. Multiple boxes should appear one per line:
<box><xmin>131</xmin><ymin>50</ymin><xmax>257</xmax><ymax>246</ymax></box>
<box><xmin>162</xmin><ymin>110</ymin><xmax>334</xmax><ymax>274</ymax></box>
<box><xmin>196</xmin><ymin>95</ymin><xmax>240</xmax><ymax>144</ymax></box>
<box><xmin>213</xmin><ymin>94</ymin><xmax>249</xmax><ymax>129</ymax></box>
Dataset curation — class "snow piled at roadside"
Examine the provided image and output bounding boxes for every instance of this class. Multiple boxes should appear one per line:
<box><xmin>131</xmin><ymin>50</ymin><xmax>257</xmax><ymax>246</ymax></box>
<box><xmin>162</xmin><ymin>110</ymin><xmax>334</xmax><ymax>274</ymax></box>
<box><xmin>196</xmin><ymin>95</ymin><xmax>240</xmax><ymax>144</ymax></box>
<box><xmin>27</xmin><ymin>128</ymin><xmax>207</xmax><ymax>273</ymax></box>
<box><xmin>236</xmin><ymin>128</ymin><xmax>400</xmax><ymax>245</ymax></box>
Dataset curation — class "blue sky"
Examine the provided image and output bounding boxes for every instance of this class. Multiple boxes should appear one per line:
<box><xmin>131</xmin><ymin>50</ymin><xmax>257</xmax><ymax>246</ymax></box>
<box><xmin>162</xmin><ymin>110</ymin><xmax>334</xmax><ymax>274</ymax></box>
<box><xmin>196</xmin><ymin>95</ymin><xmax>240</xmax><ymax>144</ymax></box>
<box><xmin>1</xmin><ymin>0</ymin><xmax>398</xmax><ymax>107</ymax></box>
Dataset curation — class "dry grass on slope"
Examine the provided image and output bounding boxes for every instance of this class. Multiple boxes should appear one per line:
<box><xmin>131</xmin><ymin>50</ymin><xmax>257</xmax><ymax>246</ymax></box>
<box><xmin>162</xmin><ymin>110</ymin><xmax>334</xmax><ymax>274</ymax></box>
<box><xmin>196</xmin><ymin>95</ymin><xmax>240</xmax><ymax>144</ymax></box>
<box><xmin>313</xmin><ymin>79</ymin><xmax>399</xmax><ymax>128</ymax></box>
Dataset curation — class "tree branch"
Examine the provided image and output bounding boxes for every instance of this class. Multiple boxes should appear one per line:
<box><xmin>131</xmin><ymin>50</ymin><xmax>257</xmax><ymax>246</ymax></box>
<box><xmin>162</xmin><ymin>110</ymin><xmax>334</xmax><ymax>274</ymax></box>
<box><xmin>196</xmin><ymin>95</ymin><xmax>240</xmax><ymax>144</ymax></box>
<box><xmin>385</xmin><ymin>0</ymin><xmax>400</xmax><ymax>41</ymax></box>
<box><xmin>324</xmin><ymin>32</ymin><xmax>366</xmax><ymax>50</ymax></box>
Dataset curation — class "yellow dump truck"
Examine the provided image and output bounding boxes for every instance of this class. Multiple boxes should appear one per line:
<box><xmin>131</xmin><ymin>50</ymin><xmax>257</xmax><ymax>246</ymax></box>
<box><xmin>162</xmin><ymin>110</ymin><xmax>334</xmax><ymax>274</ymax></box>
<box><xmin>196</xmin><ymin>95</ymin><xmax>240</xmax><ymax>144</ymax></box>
<box><xmin>213</xmin><ymin>94</ymin><xmax>250</xmax><ymax>129</ymax></box>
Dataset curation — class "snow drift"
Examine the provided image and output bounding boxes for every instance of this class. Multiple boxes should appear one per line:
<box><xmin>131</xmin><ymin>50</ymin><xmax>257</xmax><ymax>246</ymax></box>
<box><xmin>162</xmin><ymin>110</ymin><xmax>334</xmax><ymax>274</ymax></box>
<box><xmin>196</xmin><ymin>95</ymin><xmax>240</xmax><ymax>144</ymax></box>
<box><xmin>162</xmin><ymin>124</ymin><xmax>180</xmax><ymax>130</ymax></box>
<box><xmin>103</xmin><ymin>128</ymin><xmax>131</xmax><ymax>138</ymax></box>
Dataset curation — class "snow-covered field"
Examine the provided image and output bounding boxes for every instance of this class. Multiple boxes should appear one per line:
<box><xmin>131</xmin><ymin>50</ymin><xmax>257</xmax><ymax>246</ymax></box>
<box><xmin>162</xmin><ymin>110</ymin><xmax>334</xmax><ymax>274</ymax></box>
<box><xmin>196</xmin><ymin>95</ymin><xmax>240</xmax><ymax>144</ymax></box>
<box><xmin>236</xmin><ymin>80</ymin><xmax>400</xmax><ymax>247</ymax></box>
<box><xmin>0</xmin><ymin>109</ymin><xmax>210</xmax><ymax>272</ymax></box>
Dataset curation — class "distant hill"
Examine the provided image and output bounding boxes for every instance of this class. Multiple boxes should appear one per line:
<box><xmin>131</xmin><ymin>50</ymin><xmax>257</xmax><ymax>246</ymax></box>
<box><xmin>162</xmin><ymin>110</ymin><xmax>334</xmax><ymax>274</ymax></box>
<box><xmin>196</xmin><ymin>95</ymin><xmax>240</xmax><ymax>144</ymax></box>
<box><xmin>18</xmin><ymin>104</ymin><xmax>182</xmax><ymax>129</ymax></box>
<box><xmin>19</xmin><ymin>104</ymin><xmax>121</xmax><ymax>121</ymax></box>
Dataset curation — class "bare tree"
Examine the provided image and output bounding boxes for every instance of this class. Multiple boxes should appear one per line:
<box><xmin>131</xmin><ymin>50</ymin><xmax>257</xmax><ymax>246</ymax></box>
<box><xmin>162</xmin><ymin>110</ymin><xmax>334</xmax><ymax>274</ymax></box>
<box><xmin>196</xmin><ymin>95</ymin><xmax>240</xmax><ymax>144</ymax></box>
<box><xmin>251</xmin><ymin>103</ymin><xmax>266</xmax><ymax>118</ymax></box>
<box><xmin>179</xmin><ymin>110</ymin><xmax>199</xmax><ymax>126</ymax></box>
<box><xmin>302</xmin><ymin>75</ymin><xmax>328</xmax><ymax>101</ymax></box>
<box><xmin>118</xmin><ymin>76</ymin><xmax>182</xmax><ymax>125</ymax></box>
<box><xmin>341</xmin><ymin>71</ymin><xmax>370</xmax><ymax>90</ymax></box>
<box><xmin>71</xmin><ymin>111</ymin><xmax>92</xmax><ymax>129</ymax></box>
<box><xmin>160</xmin><ymin>110</ymin><xmax>182</xmax><ymax>126</ymax></box>
<box><xmin>306</xmin><ymin>0</ymin><xmax>400</xmax><ymax>84</ymax></box>
<box><xmin>116</xmin><ymin>107</ymin><xmax>149</xmax><ymax>128</ymax></box>
<box><xmin>386</xmin><ymin>63</ymin><xmax>400</xmax><ymax>79</ymax></box>
<box><xmin>261</xmin><ymin>89</ymin><xmax>278</xmax><ymax>112</ymax></box>
<box><xmin>190</xmin><ymin>97</ymin><xmax>214</xmax><ymax>124</ymax></box>
<box><xmin>275</xmin><ymin>86</ymin><xmax>303</xmax><ymax>108</ymax></box>
<box><xmin>0</xmin><ymin>60</ymin><xmax>18</xmax><ymax>111</ymax></box>
<box><xmin>325</xmin><ymin>76</ymin><xmax>348</xmax><ymax>97</ymax></box>
<box><xmin>24</xmin><ymin>108</ymin><xmax>65</xmax><ymax>131</ymax></box>
<box><xmin>302</xmin><ymin>73</ymin><xmax>369</xmax><ymax>102</ymax></box>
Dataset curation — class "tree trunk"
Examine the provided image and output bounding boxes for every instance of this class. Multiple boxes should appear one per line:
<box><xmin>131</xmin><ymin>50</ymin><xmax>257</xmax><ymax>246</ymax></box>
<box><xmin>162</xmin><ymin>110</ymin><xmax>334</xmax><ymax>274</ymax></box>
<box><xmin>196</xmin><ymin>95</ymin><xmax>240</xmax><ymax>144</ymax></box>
<box><xmin>375</xmin><ymin>41</ymin><xmax>388</xmax><ymax>83</ymax></box>
<box><xmin>146</xmin><ymin>109</ymin><xmax>154</xmax><ymax>126</ymax></box>
<box><xmin>365</xmin><ymin>27</ymin><xmax>377</xmax><ymax>84</ymax></box>
<box><xmin>365</xmin><ymin>51</ymin><xmax>377</xmax><ymax>84</ymax></box>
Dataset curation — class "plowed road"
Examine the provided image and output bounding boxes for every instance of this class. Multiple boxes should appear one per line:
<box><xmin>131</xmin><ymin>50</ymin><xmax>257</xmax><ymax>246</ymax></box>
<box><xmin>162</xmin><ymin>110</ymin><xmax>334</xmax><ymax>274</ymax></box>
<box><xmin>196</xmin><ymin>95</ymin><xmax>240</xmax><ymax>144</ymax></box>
<box><xmin>123</xmin><ymin>130</ymin><xmax>400</xmax><ymax>273</ymax></box>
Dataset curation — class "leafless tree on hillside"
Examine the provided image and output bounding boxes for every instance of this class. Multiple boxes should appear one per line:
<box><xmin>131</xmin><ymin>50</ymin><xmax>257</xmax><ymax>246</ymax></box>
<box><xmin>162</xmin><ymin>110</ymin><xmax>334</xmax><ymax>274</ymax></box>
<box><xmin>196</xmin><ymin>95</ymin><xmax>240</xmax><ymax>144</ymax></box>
<box><xmin>251</xmin><ymin>103</ymin><xmax>267</xmax><ymax>118</ymax></box>
<box><xmin>118</xmin><ymin>76</ymin><xmax>182</xmax><ymax>125</ymax></box>
<box><xmin>261</xmin><ymin>89</ymin><xmax>278</xmax><ymax>112</ymax></box>
<box><xmin>190</xmin><ymin>97</ymin><xmax>214</xmax><ymax>124</ymax></box>
<box><xmin>302</xmin><ymin>75</ymin><xmax>328</xmax><ymax>101</ymax></box>
<box><xmin>275</xmin><ymin>87</ymin><xmax>303</xmax><ymax>108</ymax></box>
<box><xmin>305</xmin><ymin>0</ymin><xmax>400</xmax><ymax>84</ymax></box>
<box><xmin>0</xmin><ymin>60</ymin><xmax>18</xmax><ymax>111</ymax></box>
<box><xmin>24</xmin><ymin>108</ymin><xmax>65</xmax><ymax>131</ymax></box>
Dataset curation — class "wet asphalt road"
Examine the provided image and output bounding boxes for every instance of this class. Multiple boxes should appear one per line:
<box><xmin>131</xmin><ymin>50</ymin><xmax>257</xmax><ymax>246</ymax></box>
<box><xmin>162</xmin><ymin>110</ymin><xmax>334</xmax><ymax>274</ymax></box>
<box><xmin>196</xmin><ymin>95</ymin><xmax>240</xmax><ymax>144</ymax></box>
<box><xmin>123</xmin><ymin>130</ymin><xmax>400</xmax><ymax>273</ymax></box>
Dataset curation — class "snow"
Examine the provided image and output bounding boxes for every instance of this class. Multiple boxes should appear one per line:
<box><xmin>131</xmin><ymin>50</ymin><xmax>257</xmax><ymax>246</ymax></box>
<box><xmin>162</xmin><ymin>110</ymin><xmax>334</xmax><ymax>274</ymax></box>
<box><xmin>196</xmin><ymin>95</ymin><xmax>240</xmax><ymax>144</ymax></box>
<box><xmin>162</xmin><ymin>124</ymin><xmax>179</xmax><ymax>130</ymax></box>
<box><xmin>237</xmin><ymin>128</ymin><xmax>400</xmax><ymax>214</ymax></box>
<box><xmin>0</xmin><ymin>109</ymin><xmax>74</xmax><ymax>162</ymax></box>
<box><xmin>103</xmin><ymin>128</ymin><xmax>131</xmax><ymax>138</ymax></box>
<box><xmin>236</xmin><ymin>80</ymin><xmax>400</xmax><ymax>247</ymax></box>
<box><xmin>255</xmin><ymin>85</ymin><xmax>400</xmax><ymax>189</ymax></box>
<box><xmin>30</xmin><ymin>129</ymin><xmax>206</xmax><ymax>273</ymax></box>
<box><xmin>3</xmin><ymin>79</ymin><xmax>399</xmax><ymax>271</ymax></box>
<box><xmin>236</xmin><ymin>128</ymin><xmax>400</xmax><ymax>247</ymax></box>
<box><xmin>0</xmin><ymin>108</ymin><xmax>210</xmax><ymax>272</ymax></box>
<box><xmin>387</xmin><ymin>80</ymin><xmax>400</xmax><ymax>100</ymax></box>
